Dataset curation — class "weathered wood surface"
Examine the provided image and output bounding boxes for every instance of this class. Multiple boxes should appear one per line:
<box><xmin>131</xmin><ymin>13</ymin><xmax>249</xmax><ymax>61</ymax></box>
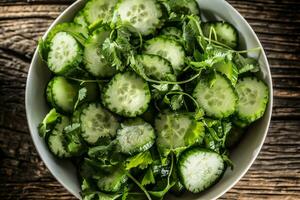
<box><xmin>0</xmin><ymin>0</ymin><xmax>299</xmax><ymax>199</ymax></box>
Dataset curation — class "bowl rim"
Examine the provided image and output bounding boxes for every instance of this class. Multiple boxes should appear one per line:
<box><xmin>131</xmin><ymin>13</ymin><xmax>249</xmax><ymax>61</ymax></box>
<box><xmin>25</xmin><ymin>0</ymin><xmax>273</xmax><ymax>199</ymax></box>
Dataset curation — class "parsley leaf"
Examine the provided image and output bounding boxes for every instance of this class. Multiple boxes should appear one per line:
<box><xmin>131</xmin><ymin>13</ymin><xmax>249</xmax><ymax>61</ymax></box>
<box><xmin>64</xmin><ymin>123</ymin><xmax>86</xmax><ymax>156</ymax></box>
<box><xmin>38</xmin><ymin>108</ymin><xmax>60</xmax><ymax>138</ymax></box>
<box><xmin>126</xmin><ymin>151</ymin><xmax>153</xmax><ymax>170</ymax></box>
<box><xmin>184</xmin><ymin>121</ymin><xmax>205</xmax><ymax>146</ymax></box>
<box><xmin>74</xmin><ymin>87</ymin><xmax>87</xmax><ymax>110</ymax></box>
<box><xmin>141</xmin><ymin>168</ymin><xmax>155</xmax><ymax>186</ymax></box>
<box><xmin>102</xmin><ymin>27</ymin><xmax>133</xmax><ymax>71</ymax></box>
<box><xmin>233</xmin><ymin>53</ymin><xmax>259</xmax><ymax>74</ymax></box>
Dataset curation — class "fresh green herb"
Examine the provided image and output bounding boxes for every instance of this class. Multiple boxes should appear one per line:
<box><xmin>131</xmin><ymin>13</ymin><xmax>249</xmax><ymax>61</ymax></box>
<box><xmin>38</xmin><ymin>108</ymin><xmax>60</xmax><ymax>138</ymax></box>
<box><xmin>126</xmin><ymin>151</ymin><xmax>153</xmax><ymax>170</ymax></box>
<box><xmin>141</xmin><ymin>167</ymin><xmax>156</xmax><ymax>186</ymax></box>
<box><xmin>74</xmin><ymin>87</ymin><xmax>87</xmax><ymax>110</ymax></box>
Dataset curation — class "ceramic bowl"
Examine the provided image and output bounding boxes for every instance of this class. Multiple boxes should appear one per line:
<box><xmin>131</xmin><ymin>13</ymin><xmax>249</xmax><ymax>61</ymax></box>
<box><xmin>26</xmin><ymin>0</ymin><xmax>273</xmax><ymax>199</ymax></box>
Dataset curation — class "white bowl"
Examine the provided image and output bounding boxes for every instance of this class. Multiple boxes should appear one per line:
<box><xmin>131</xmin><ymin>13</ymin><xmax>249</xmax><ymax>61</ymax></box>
<box><xmin>26</xmin><ymin>0</ymin><xmax>273</xmax><ymax>199</ymax></box>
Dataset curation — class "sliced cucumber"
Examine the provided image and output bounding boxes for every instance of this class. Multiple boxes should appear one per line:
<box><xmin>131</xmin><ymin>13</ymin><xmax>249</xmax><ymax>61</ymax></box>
<box><xmin>214</xmin><ymin>60</ymin><xmax>238</xmax><ymax>86</ymax></box>
<box><xmin>161</xmin><ymin>27</ymin><xmax>183</xmax><ymax>38</ymax></box>
<box><xmin>114</xmin><ymin>0</ymin><xmax>162</xmax><ymax>35</ymax></box>
<box><xmin>178</xmin><ymin>148</ymin><xmax>225</xmax><ymax>193</ymax></box>
<box><xmin>202</xmin><ymin>21</ymin><xmax>239</xmax><ymax>49</ymax></box>
<box><xmin>97</xmin><ymin>166</ymin><xmax>128</xmax><ymax>192</ymax></box>
<box><xmin>167</xmin><ymin>0</ymin><xmax>200</xmax><ymax>15</ymax></box>
<box><xmin>144</xmin><ymin>37</ymin><xmax>185</xmax><ymax>74</ymax></box>
<box><xmin>46</xmin><ymin>76</ymin><xmax>78</xmax><ymax>114</ymax></box>
<box><xmin>84</xmin><ymin>27</ymin><xmax>116</xmax><ymax>78</ymax></box>
<box><xmin>102</xmin><ymin>72</ymin><xmax>151</xmax><ymax>117</ymax></box>
<box><xmin>47</xmin><ymin>116</ymin><xmax>71</xmax><ymax>158</ymax></box>
<box><xmin>116</xmin><ymin>118</ymin><xmax>155</xmax><ymax>155</ymax></box>
<box><xmin>83</xmin><ymin>0</ymin><xmax>118</xmax><ymax>25</ymax></box>
<box><xmin>236</xmin><ymin>77</ymin><xmax>269</xmax><ymax>123</ymax></box>
<box><xmin>193</xmin><ymin>73</ymin><xmax>237</xmax><ymax>118</ymax></box>
<box><xmin>136</xmin><ymin>54</ymin><xmax>174</xmax><ymax>81</ymax></box>
<box><xmin>77</xmin><ymin>103</ymin><xmax>119</xmax><ymax>144</ymax></box>
<box><xmin>47</xmin><ymin>32</ymin><xmax>82</xmax><ymax>75</ymax></box>
<box><xmin>155</xmin><ymin>112</ymin><xmax>205</xmax><ymax>156</ymax></box>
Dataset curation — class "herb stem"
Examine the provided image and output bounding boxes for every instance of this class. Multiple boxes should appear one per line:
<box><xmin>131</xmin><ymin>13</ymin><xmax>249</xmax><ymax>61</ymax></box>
<box><xmin>126</xmin><ymin>172</ymin><xmax>152</xmax><ymax>200</ymax></box>
<box><xmin>165</xmin><ymin>91</ymin><xmax>200</xmax><ymax>109</ymax></box>
<box><xmin>145</xmin><ymin>71</ymin><xmax>202</xmax><ymax>85</ymax></box>
<box><xmin>66</xmin><ymin>77</ymin><xmax>109</xmax><ymax>83</ymax></box>
<box><xmin>235</xmin><ymin>47</ymin><xmax>261</xmax><ymax>54</ymax></box>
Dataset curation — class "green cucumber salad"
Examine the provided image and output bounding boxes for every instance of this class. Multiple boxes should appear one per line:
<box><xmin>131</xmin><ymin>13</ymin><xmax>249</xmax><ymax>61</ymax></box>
<box><xmin>38</xmin><ymin>0</ymin><xmax>269</xmax><ymax>199</ymax></box>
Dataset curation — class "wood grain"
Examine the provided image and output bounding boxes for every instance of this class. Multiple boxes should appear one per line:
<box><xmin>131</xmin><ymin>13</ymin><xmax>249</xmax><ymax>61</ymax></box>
<box><xmin>0</xmin><ymin>0</ymin><xmax>299</xmax><ymax>199</ymax></box>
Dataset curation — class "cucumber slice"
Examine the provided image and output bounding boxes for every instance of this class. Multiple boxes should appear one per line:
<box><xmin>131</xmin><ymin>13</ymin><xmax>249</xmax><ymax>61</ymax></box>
<box><xmin>178</xmin><ymin>148</ymin><xmax>225</xmax><ymax>193</ymax></box>
<box><xmin>236</xmin><ymin>77</ymin><xmax>269</xmax><ymax>123</ymax></box>
<box><xmin>97</xmin><ymin>166</ymin><xmax>128</xmax><ymax>192</ymax></box>
<box><xmin>155</xmin><ymin>113</ymin><xmax>205</xmax><ymax>156</ymax></box>
<box><xmin>83</xmin><ymin>0</ymin><xmax>118</xmax><ymax>25</ymax></box>
<box><xmin>161</xmin><ymin>27</ymin><xmax>183</xmax><ymax>38</ymax></box>
<box><xmin>46</xmin><ymin>76</ymin><xmax>78</xmax><ymax>114</ymax></box>
<box><xmin>48</xmin><ymin>32</ymin><xmax>82</xmax><ymax>75</ymax></box>
<box><xmin>144</xmin><ymin>37</ymin><xmax>185</xmax><ymax>74</ymax></box>
<box><xmin>78</xmin><ymin>103</ymin><xmax>119</xmax><ymax>144</ymax></box>
<box><xmin>84</xmin><ymin>27</ymin><xmax>116</xmax><ymax>78</ymax></box>
<box><xmin>102</xmin><ymin>72</ymin><xmax>151</xmax><ymax>117</ymax></box>
<box><xmin>116</xmin><ymin>118</ymin><xmax>155</xmax><ymax>155</ymax></box>
<box><xmin>214</xmin><ymin>61</ymin><xmax>238</xmax><ymax>86</ymax></box>
<box><xmin>193</xmin><ymin>73</ymin><xmax>237</xmax><ymax>118</ymax></box>
<box><xmin>202</xmin><ymin>22</ymin><xmax>239</xmax><ymax>49</ymax></box>
<box><xmin>47</xmin><ymin>116</ymin><xmax>71</xmax><ymax>158</ymax></box>
<box><xmin>167</xmin><ymin>0</ymin><xmax>200</xmax><ymax>15</ymax></box>
<box><xmin>114</xmin><ymin>0</ymin><xmax>162</xmax><ymax>35</ymax></box>
<box><xmin>136</xmin><ymin>54</ymin><xmax>174</xmax><ymax>81</ymax></box>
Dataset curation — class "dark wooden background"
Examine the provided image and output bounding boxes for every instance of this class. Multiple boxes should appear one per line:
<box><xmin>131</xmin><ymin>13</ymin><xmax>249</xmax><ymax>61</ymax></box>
<box><xmin>0</xmin><ymin>0</ymin><xmax>299</xmax><ymax>199</ymax></box>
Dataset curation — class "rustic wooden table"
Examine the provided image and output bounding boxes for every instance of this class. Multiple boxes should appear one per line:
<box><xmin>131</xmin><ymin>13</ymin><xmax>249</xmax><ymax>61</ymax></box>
<box><xmin>0</xmin><ymin>0</ymin><xmax>299</xmax><ymax>199</ymax></box>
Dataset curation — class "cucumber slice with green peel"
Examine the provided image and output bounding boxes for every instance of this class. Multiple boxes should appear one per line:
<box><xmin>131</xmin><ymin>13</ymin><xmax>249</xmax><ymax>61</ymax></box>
<box><xmin>155</xmin><ymin>112</ymin><xmax>205</xmax><ymax>156</ymax></box>
<box><xmin>46</xmin><ymin>76</ymin><xmax>78</xmax><ymax>114</ymax></box>
<box><xmin>144</xmin><ymin>37</ymin><xmax>185</xmax><ymax>74</ymax></box>
<box><xmin>167</xmin><ymin>0</ymin><xmax>200</xmax><ymax>15</ymax></box>
<box><xmin>136</xmin><ymin>54</ymin><xmax>175</xmax><ymax>81</ymax></box>
<box><xmin>114</xmin><ymin>0</ymin><xmax>162</xmax><ymax>35</ymax></box>
<box><xmin>193</xmin><ymin>73</ymin><xmax>237</xmax><ymax>118</ymax></box>
<box><xmin>47</xmin><ymin>32</ymin><xmax>83</xmax><ymax>75</ymax></box>
<box><xmin>83</xmin><ymin>0</ymin><xmax>118</xmax><ymax>25</ymax></box>
<box><xmin>116</xmin><ymin>118</ymin><xmax>155</xmax><ymax>155</ymax></box>
<box><xmin>73</xmin><ymin>10</ymin><xmax>88</xmax><ymax>27</ymax></box>
<box><xmin>84</xmin><ymin>27</ymin><xmax>117</xmax><ymax>78</ymax></box>
<box><xmin>97</xmin><ymin>166</ymin><xmax>128</xmax><ymax>192</ymax></box>
<box><xmin>202</xmin><ymin>22</ymin><xmax>239</xmax><ymax>49</ymax></box>
<box><xmin>102</xmin><ymin>72</ymin><xmax>151</xmax><ymax>117</ymax></box>
<box><xmin>214</xmin><ymin>60</ymin><xmax>238</xmax><ymax>86</ymax></box>
<box><xmin>236</xmin><ymin>77</ymin><xmax>269</xmax><ymax>123</ymax></box>
<box><xmin>161</xmin><ymin>27</ymin><xmax>183</xmax><ymax>38</ymax></box>
<box><xmin>178</xmin><ymin>148</ymin><xmax>225</xmax><ymax>193</ymax></box>
<box><xmin>77</xmin><ymin>103</ymin><xmax>119</xmax><ymax>144</ymax></box>
<box><xmin>47</xmin><ymin>116</ymin><xmax>71</xmax><ymax>158</ymax></box>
